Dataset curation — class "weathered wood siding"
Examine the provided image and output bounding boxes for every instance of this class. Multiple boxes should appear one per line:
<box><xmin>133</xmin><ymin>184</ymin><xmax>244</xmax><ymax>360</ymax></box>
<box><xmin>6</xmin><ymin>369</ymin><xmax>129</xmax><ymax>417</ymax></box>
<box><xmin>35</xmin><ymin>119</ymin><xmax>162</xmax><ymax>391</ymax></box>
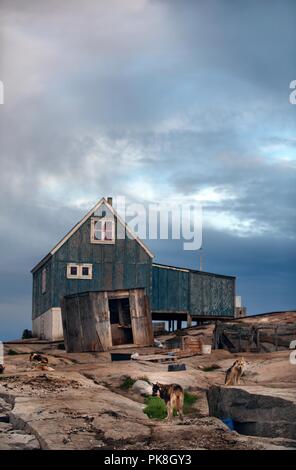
<box><xmin>130</xmin><ymin>289</ymin><xmax>154</xmax><ymax>346</ymax></box>
<box><xmin>32</xmin><ymin>258</ymin><xmax>53</xmax><ymax>319</ymax></box>
<box><xmin>189</xmin><ymin>271</ymin><xmax>235</xmax><ymax>317</ymax></box>
<box><xmin>53</xmin><ymin>218</ymin><xmax>151</xmax><ymax>306</ymax></box>
<box><xmin>151</xmin><ymin>265</ymin><xmax>189</xmax><ymax>312</ymax></box>
<box><xmin>152</xmin><ymin>265</ymin><xmax>235</xmax><ymax>317</ymax></box>
<box><xmin>62</xmin><ymin>289</ymin><xmax>153</xmax><ymax>352</ymax></box>
<box><xmin>61</xmin><ymin>291</ymin><xmax>113</xmax><ymax>352</ymax></box>
<box><xmin>33</xmin><ymin>215</ymin><xmax>152</xmax><ymax>318</ymax></box>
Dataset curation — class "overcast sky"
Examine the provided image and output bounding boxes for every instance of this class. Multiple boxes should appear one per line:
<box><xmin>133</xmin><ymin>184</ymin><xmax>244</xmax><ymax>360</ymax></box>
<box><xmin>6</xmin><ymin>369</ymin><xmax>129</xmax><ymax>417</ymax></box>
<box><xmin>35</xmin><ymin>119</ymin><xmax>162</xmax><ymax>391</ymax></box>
<box><xmin>0</xmin><ymin>0</ymin><xmax>295</xmax><ymax>340</ymax></box>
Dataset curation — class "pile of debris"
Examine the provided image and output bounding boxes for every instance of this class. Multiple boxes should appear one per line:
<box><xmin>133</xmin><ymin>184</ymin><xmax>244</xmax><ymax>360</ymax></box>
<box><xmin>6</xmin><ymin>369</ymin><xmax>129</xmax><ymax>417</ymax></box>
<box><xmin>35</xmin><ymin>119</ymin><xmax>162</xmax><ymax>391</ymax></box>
<box><xmin>164</xmin><ymin>334</ymin><xmax>204</xmax><ymax>355</ymax></box>
<box><xmin>213</xmin><ymin>311</ymin><xmax>296</xmax><ymax>353</ymax></box>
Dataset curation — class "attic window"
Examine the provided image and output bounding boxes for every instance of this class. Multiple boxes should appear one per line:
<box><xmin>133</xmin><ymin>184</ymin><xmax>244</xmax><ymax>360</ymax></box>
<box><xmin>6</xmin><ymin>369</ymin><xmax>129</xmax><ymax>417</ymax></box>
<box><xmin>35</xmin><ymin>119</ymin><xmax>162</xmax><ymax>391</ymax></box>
<box><xmin>91</xmin><ymin>217</ymin><xmax>115</xmax><ymax>244</ymax></box>
<box><xmin>67</xmin><ymin>263</ymin><xmax>92</xmax><ymax>279</ymax></box>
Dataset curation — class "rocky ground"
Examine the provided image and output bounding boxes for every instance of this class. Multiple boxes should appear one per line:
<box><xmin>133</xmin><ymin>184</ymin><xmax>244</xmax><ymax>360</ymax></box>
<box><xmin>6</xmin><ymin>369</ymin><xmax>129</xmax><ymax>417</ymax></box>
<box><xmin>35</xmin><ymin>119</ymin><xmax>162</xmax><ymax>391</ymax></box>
<box><xmin>0</xmin><ymin>337</ymin><xmax>295</xmax><ymax>450</ymax></box>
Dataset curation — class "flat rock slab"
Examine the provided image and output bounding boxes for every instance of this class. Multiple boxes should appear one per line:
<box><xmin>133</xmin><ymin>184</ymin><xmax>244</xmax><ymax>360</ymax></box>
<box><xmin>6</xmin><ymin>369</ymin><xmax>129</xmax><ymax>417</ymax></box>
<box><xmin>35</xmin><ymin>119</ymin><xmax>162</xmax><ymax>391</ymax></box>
<box><xmin>149</xmin><ymin>417</ymin><xmax>252</xmax><ymax>450</ymax></box>
<box><xmin>207</xmin><ymin>385</ymin><xmax>296</xmax><ymax>440</ymax></box>
<box><xmin>0</xmin><ymin>426</ymin><xmax>40</xmax><ymax>450</ymax></box>
<box><xmin>7</xmin><ymin>387</ymin><xmax>150</xmax><ymax>450</ymax></box>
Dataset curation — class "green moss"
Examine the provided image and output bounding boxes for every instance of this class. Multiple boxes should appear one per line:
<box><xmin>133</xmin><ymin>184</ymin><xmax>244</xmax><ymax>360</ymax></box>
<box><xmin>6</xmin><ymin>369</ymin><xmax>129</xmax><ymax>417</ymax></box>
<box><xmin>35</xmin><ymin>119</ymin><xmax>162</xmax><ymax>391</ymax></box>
<box><xmin>120</xmin><ymin>376</ymin><xmax>136</xmax><ymax>390</ymax></box>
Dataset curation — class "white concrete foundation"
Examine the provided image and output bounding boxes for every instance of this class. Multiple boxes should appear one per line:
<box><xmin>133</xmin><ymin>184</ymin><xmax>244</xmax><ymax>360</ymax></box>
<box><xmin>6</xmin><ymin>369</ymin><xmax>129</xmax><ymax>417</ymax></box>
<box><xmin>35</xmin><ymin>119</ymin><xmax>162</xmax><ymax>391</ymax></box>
<box><xmin>32</xmin><ymin>308</ymin><xmax>63</xmax><ymax>341</ymax></box>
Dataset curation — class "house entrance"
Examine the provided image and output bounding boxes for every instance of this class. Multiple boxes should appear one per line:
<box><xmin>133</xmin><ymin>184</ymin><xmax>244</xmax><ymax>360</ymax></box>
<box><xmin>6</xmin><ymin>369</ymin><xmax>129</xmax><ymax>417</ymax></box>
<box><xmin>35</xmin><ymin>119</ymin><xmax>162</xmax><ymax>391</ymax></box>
<box><xmin>109</xmin><ymin>297</ymin><xmax>133</xmax><ymax>346</ymax></box>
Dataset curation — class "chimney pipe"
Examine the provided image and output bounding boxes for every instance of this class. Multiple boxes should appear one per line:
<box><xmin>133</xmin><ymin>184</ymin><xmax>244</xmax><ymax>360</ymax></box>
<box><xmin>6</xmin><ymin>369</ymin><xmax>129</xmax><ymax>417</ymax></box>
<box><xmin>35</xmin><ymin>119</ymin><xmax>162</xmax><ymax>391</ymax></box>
<box><xmin>107</xmin><ymin>197</ymin><xmax>112</xmax><ymax>206</ymax></box>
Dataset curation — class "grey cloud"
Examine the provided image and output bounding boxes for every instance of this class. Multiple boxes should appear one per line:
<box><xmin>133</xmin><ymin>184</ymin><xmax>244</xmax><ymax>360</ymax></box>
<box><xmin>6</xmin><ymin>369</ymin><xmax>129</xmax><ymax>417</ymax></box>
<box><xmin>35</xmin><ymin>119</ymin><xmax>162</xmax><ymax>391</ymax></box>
<box><xmin>0</xmin><ymin>0</ymin><xmax>295</xmax><ymax>339</ymax></box>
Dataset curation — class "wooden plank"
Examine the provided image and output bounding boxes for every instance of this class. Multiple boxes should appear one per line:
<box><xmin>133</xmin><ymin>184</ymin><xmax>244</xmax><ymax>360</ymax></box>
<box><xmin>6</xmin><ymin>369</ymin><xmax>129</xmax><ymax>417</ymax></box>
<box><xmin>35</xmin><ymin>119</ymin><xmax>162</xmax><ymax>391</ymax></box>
<box><xmin>130</xmin><ymin>289</ymin><xmax>153</xmax><ymax>347</ymax></box>
<box><xmin>167</xmin><ymin>269</ymin><xmax>179</xmax><ymax>311</ymax></box>
<box><xmin>134</xmin><ymin>354</ymin><xmax>177</xmax><ymax>362</ymax></box>
<box><xmin>113</xmin><ymin>262</ymin><xmax>124</xmax><ymax>290</ymax></box>
<box><xmin>158</xmin><ymin>268</ymin><xmax>168</xmax><ymax>311</ymax></box>
<box><xmin>102</xmin><ymin>263</ymin><xmax>113</xmax><ymax>290</ymax></box>
<box><xmin>91</xmin><ymin>291</ymin><xmax>112</xmax><ymax>351</ymax></box>
<box><xmin>151</xmin><ymin>265</ymin><xmax>160</xmax><ymax>311</ymax></box>
<box><xmin>61</xmin><ymin>296</ymin><xmax>83</xmax><ymax>352</ymax></box>
<box><xmin>78</xmin><ymin>294</ymin><xmax>101</xmax><ymax>351</ymax></box>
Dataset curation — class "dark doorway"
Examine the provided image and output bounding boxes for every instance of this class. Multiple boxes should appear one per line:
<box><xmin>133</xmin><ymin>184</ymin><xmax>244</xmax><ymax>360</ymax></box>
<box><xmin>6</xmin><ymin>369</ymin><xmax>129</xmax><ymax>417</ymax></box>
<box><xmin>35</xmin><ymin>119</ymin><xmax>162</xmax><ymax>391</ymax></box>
<box><xmin>109</xmin><ymin>297</ymin><xmax>133</xmax><ymax>346</ymax></box>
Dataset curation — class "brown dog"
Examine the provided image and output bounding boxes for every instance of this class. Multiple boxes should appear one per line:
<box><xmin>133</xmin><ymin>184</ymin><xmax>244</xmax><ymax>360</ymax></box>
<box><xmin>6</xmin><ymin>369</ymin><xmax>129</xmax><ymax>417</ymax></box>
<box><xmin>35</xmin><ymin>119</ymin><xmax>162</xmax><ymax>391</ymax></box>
<box><xmin>225</xmin><ymin>358</ymin><xmax>246</xmax><ymax>386</ymax></box>
<box><xmin>152</xmin><ymin>382</ymin><xmax>184</xmax><ymax>420</ymax></box>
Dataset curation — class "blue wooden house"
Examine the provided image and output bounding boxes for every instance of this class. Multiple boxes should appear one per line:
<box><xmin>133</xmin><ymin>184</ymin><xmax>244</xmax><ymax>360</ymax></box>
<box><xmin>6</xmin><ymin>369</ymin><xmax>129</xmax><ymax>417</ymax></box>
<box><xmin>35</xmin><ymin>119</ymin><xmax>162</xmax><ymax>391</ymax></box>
<box><xmin>31</xmin><ymin>197</ymin><xmax>235</xmax><ymax>349</ymax></box>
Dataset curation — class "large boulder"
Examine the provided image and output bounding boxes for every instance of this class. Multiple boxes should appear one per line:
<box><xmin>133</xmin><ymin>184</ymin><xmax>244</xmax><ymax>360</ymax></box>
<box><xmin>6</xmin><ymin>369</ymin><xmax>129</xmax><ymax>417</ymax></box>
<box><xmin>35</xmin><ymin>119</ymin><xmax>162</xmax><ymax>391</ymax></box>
<box><xmin>132</xmin><ymin>380</ymin><xmax>152</xmax><ymax>396</ymax></box>
<box><xmin>207</xmin><ymin>385</ymin><xmax>296</xmax><ymax>440</ymax></box>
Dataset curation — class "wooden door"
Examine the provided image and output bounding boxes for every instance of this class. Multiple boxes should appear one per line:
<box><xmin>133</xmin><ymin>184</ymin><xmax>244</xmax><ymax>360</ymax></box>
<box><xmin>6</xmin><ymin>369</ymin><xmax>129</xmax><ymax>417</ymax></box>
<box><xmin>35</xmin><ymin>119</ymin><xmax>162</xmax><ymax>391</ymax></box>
<box><xmin>91</xmin><ymin>291</ymin><xmax>112</xmax><ymax>351</ymax></box>
<box><xmin>61</xmin><ymin>296</ymin><xmax>84</xmax><ymax>352</ymax></box>
<box><xmin>129</xmin><ymin>289</ymin><xmax>153</xmax><ymax>346</ymax></box>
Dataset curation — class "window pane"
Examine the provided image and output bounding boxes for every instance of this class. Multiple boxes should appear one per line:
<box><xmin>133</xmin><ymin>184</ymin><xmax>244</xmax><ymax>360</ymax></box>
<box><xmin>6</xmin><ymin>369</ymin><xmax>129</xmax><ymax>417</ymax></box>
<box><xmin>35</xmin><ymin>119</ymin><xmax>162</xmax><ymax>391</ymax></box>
<box><xmin>70</xmin><ymin>266</ymin><xmax>77</xmax><ymax>275</ymax></box>
<box><xmin>94</xmin><ymin>220</ymin><xmax>103</xmax><ymax>240</ymax></box>
<box><xmin>82</xmin><ymin>267</ymin><xmax>89</xmax><ymax>276</ymax></box>
<box><xmin>105</xmin><ymin>221</ymin><xmax>113</xmax><ymax>240</ymax></box>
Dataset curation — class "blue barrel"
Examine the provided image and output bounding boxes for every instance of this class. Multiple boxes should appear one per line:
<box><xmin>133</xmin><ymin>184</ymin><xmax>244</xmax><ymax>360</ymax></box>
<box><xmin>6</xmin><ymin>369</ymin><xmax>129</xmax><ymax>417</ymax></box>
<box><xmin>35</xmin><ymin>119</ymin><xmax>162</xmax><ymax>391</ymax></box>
<box><xmin>222</xmin><ymin>418</ymin><xmax>235</xmax><ymax>431</ymax></box>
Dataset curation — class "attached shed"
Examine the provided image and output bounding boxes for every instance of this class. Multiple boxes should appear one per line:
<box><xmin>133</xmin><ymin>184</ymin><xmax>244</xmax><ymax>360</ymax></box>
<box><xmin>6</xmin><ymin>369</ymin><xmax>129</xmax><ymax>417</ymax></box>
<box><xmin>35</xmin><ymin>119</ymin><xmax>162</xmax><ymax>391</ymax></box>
<box><xmin>151</xmin><ymin>263</ymin><xmax>235</xmax><ymax>323</ymax></box>
<box><xmin>61</xmin><ymin>289</ymin><xmax>153</xmax><ymax>352</ymax></box>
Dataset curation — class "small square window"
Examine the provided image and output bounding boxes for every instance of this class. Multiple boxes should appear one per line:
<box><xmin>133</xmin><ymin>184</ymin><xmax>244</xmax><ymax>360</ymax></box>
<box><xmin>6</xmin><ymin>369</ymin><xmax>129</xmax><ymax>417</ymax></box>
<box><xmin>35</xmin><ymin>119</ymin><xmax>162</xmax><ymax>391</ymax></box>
<box><xmin>70</xmin><ymin>266</ymin><xmax>78</xmax><ymax>276</ymax></box>
<box><xmin>82</xmin><ymin>266</ymin><xmax>89</xmax><ymax>276</ymax></box>
<box><xmin>67</xmin><ymin>263</ymin><xmax>92</xmax><ymax>279</ymax></box>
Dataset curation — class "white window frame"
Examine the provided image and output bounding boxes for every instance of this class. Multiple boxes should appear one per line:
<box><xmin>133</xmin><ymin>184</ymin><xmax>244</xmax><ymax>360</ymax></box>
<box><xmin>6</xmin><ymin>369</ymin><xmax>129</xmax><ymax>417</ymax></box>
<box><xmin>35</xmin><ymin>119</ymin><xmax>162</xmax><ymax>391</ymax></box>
<box><xmin>90</xmin><ymin>217</ymin><xmax>115</xmax><ymax>244</ymax></box>
<box><xmin>80</xmin><ymin>263</ymin><xmax>93</xmax><ymax>279</ymax></box>
<box><xmin>66</xmin><ymin>263</ymin><xmax>93</xmax><ymax>280</ymax></box>
<box><xmin>41</xmin><ymin>268</ymin><xmax>47</xmax><ymax>294</ymax></box>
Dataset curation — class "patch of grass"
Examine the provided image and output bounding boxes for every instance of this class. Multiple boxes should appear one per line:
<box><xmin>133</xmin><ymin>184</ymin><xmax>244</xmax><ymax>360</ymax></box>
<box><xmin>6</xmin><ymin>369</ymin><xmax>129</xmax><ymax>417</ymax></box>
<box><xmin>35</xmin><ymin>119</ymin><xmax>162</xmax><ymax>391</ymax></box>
<box><xmin>143</xmin><ymin>396</ymin><xmax>167</xmax><ymax>420</ymax></box>
<box><xmin>143</xmin><ymin>391</ymin><xmax>199</xmax><ymax>420</ymax></box>
<box><xmin>119</xmin><ymin>376</ymin><xmax>136</xmax><ymax>390</ymax></box>
<box><xmin>201</xmin><ymin>364</ymin><xmax>221</xmax><ymax>372</ymax></box>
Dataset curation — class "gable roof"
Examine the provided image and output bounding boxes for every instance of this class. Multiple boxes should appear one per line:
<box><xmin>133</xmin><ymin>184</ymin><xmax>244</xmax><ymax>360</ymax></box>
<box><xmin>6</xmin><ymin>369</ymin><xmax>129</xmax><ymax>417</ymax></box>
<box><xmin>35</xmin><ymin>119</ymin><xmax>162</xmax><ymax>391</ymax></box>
<box><xmin>31</xmin><ymin>197</ymin><xmax>154</xmax><ymax>273</ymax></box>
